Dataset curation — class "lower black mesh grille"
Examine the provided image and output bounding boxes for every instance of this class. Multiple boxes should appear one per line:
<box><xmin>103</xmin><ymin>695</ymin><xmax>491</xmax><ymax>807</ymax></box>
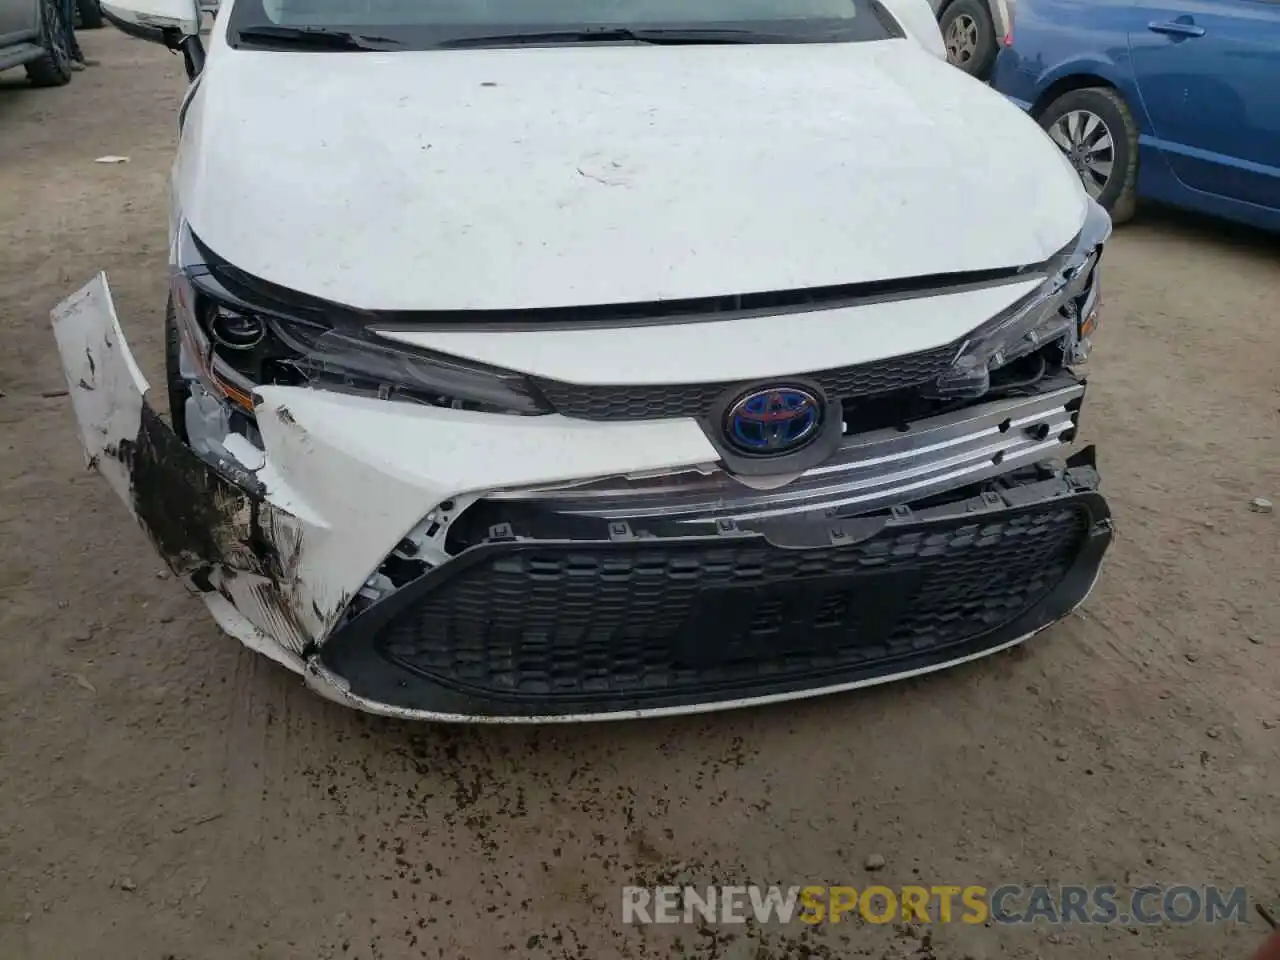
<box><xmin>531</xmin><ymin>341</ymin><xmax>959</xmax><ymax>421</ymax></box>
<box><xmin>373</xmin><ymin>504</ymin><xmax>1089</xmax><ymax>703</ymax></box>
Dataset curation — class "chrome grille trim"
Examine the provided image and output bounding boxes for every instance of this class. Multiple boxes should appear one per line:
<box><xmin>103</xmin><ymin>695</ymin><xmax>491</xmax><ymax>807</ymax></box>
<box><xmin>487</xmin><ymin>383</ymin><xmax>1085</xmax><ymax>523</ymax></box>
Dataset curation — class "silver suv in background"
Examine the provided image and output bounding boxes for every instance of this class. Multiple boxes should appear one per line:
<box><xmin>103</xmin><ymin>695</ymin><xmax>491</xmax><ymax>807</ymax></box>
<box><xmin>930</xmin><ymin>0</ymin><xmax>1012</xmax><ymax>78</ymax></box>
<box><xmin>0</xmin><ymin>0</ymin><xmax>72</xmax><ymax>85</ymax></box>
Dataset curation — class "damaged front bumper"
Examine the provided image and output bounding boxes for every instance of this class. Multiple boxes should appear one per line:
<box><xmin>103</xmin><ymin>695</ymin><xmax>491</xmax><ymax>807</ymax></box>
<box><xmin>53</xmin><ymin>275</ymin><xmax>1112</xmax><ymax>722</ymax></box>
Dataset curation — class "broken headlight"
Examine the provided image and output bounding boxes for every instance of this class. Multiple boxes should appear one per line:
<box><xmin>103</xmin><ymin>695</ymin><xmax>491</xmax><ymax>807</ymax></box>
<box><xmin>266</xmin><ymin>313</ymin><xmax>549</xmax><ymax>413</ymax></box>
<box><xmin>170</xmin><ymin>229</ymin><xmax>550</xmax><ymax>416</ymax></box>
<box><xmin>932</xmin><ymin>199</ymin><xmax>1110</xmax><ymax>399</ymax></box>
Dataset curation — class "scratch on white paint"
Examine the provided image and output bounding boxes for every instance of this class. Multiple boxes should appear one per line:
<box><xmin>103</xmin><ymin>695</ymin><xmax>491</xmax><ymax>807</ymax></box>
<box><xmin>179</xmin><ymin>41</ymin><xmax>1085</xmax><ymax>312</ymax></box>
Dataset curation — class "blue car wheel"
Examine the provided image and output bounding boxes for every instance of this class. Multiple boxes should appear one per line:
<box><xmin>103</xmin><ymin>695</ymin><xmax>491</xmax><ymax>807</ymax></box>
<box><xmin>1038</xmin><ymin>87</ymin><xmax>1139</xmax><ymax>224</ymax></box>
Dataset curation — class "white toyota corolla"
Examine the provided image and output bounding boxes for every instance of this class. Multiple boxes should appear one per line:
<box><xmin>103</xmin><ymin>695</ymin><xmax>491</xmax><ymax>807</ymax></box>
<box><xmin>53</xmin><ymin>0</ymin><xmax>1112</xmax><ymax>721</ymax></box>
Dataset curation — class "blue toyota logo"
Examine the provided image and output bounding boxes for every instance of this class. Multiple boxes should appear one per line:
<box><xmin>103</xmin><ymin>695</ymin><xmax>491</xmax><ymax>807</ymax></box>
<box><xmin>724</xmin><ymin>387</ymin><xmax>824</xmax><ymax>455</ymax></box>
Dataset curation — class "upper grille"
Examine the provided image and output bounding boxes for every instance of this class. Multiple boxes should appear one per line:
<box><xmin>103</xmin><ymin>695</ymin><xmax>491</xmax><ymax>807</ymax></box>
<box><xmin>531</xmin><ymin>341</ymin><xmax>960</xmax><ymax>421</ymax></box>
<box><xmin>372</xmin><ymin>503</ymin><xmax>1089</xmax><ymax>703</ymax></box>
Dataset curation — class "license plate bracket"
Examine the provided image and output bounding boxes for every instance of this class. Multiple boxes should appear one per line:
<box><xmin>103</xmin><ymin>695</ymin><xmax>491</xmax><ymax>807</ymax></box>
<box><xmin>676</xmin><ymin>566</ymin><xmax>923</xmax><ymax>666</ymax></box>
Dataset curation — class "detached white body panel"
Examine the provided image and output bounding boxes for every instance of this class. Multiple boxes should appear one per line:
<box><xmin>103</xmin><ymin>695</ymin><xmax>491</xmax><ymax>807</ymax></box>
<box><xmin>102</xmin><ymin>0</ymin><xmax>200</xmax><ymax>34</ymax></box>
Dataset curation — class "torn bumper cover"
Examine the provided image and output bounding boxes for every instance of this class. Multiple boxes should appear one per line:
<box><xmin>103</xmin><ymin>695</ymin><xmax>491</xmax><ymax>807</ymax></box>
<box><xmin>53</xmin><ymin>275</ymin><xmax>1112</xmax><ymax>723</ymax></box>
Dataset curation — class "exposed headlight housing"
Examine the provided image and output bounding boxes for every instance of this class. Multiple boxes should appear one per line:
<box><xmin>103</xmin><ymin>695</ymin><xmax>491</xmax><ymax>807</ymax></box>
<box><xmin>931</xmin><ymin>200</ymin><xmax>1110</xmax><ymax>399</ymax></box>
<box><xmin>169</xmin><ymin>226</ymin><xmax>550</xmax><ymax>417</ymax></box>
<box><xmin>267</xmin><ymin>313</ymin><xmax>548</xmax><ymax>413</ymax></box>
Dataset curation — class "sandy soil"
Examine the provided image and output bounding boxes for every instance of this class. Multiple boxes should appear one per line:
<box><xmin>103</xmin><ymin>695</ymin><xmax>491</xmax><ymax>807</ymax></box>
<box><xmin>1</xmin><ymin>29</ymin><xmax>1277</xmax><ymax>960</ymax></box>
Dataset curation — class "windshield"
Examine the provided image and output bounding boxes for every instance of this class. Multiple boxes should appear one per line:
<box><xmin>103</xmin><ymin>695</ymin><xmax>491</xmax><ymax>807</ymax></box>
<box><xmin>227</xmin><ymin>0</ymin><xmax>894</xmax><ymax>49</ymax></box>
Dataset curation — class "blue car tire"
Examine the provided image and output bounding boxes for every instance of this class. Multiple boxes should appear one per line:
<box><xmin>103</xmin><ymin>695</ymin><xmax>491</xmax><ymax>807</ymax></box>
<box><xmin>1038</xmin><ymin>86</ymin><xmax>1139</xmax><ymax>224</ymax></box>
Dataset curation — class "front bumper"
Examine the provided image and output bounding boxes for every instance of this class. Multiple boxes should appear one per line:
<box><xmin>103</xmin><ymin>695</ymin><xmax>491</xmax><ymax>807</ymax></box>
<box><xmin>321</xmin><ymin>469</ymin><xmax>1110</xmax><ymax>719</ymax></box>
<box><xmin>52</xmin><ymin>275</ymin><xmax>1111</xmax><ymax>722</ymax></box>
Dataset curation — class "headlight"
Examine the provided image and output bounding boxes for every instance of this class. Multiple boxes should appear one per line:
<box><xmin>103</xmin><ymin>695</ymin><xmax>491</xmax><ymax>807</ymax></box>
<box><xmin>267</xmin><ymin>312</ymin><xmax>549</xmax><ymax>414</ymax></box>
<box><xmin>170</xmin><ymin>228</ymin><xmax>550</xmax><ymax>416</ymax></box>
<box><xmin>931</xmin><ymin>200</ymin><xmax>1110</xmax><ymax>399</ymax></box>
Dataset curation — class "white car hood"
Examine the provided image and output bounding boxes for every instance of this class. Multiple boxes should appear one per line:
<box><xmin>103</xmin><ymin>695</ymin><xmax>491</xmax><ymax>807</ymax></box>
<box><xmin>178</xmin><ymin>38</ymin><xmax>1087</xmax><ymax>311</ymax></box>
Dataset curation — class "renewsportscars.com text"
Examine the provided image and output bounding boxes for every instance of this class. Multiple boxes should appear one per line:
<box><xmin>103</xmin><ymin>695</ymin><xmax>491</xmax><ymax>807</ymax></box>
<box><xmin>622</xmin><ymin>884</ymin><xmax>1250</xmax><ymax>926</ymax></box>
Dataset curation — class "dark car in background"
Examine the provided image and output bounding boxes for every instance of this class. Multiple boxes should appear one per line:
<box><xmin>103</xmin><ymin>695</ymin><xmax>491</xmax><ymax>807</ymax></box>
<box><xmin>0</xmin><ymin>0</ymin><xmax>101</xmax><ymax>88</ymax></box>
<box><xmin>75</xmin><ymin>0</ymin><xmax>103</xmax><ymax>29</ymax></box>
<box><xmin>991</xmin><ymin>0</ymin><xmax>1280</xmax><ymax>231</ymax></box>
<box><xmin>0</xmin><ymin>0</ymin><xmax>71</xmax><ymax>84</ymax></box>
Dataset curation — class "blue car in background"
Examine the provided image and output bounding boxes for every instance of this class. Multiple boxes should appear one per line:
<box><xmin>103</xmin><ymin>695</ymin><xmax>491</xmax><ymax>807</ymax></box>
<box><xmin>990</xmin><ymin>0</ymin><xmax>1280</xmax><ymax>231</ymax></box>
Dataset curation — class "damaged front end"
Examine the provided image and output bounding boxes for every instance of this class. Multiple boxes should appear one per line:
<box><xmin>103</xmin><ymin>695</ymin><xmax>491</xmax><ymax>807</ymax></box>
<box><xmin>52</xmin><ymin>208</ymin><xmax>1112</xmax><ymax>721</ymax></box>
<box><xmin>53</xmin><ymin>271</ymin><xmax>743</xmax><ymax>716</ymax></box>
<box><xmin>53</xmin><ymin>275</ymin><xmax>328</xmax><ymax>673</ymax></box>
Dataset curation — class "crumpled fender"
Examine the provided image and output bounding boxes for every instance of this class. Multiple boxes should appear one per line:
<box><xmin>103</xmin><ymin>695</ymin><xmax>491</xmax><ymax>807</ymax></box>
<box><xmin>48</xmin><ymin>274</ymin><xmax>731</xmax><ymax>720</ymax></box>
<box><xmin>55</xmin><ymin>271</ymin><xmax>721</xmax><ymax>691</ymax></box>
<box><xmin>49</xmin><ymin>274</ymin><xmax>730</xmax><ymax>712</ymax></box>
<box><xmin>51</xmin><ymin>273</ymin><xmax>321</xmax><ymax>670</ymax></box>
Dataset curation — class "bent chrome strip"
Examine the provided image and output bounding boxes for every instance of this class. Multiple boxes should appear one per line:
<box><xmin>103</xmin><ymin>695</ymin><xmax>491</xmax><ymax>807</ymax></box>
<box><xmin>301</xmin><ymin>566</ymin><xmax>1101</xmax><ymax>724</ymax></box>
<box><xmin>489</xmin><ymin>383</ymin><xmax>1084</xmax><ymax>523</ymax></box>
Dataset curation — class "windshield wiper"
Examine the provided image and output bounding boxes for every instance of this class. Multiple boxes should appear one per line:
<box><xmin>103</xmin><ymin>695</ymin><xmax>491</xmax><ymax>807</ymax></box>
<box><xmin>234</xmin><ymin>24</ymin><xmax>403</xmax><ymax>51</ymax></box>
<box><xmin>440</xmin><ymin>27</ymin><xmax>786</xmax><ymax>49</ymax></box>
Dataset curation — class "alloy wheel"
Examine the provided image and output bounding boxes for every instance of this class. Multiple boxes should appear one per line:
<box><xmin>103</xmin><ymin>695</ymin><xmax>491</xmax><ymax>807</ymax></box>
<box><xmin>42</xmin><ymin>0</ymin><xmax>71</xmax><ymax>70</ymax></box>
<box><xmin>944</xmin><ymin>14</ymin><xmax>980</xmax><ymax>66</ymax></box>
<box><xmin>1048</xmin><ymin>109</ymin><xmax>1115</xmax><ymax>199</ymax></box>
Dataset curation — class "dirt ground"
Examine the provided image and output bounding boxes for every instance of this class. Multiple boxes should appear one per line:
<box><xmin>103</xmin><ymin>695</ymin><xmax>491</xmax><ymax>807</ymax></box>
<box><xmin>1</xmin><ymin>28</ymin><xmax>1277</xmax><ymax>960</ymax></box>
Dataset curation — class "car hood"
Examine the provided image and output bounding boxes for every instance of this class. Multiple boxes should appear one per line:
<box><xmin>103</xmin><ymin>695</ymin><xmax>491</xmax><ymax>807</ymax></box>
<box><xmin>178</xmin><ymin>38</ymin><xmax>1087</xmax><ymax>311</ymax></box>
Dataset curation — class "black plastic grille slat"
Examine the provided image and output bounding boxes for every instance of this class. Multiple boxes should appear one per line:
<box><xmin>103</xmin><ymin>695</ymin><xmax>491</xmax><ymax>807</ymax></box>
<box><xmin>375</xmin><ymin>506</ymin><xmax>1088</xmax><ymax>701</ymax></box>
<box><xmin>532</xmin><ymin>342</ymin><xmax>959</xmax><ymax>421</ymax></box>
